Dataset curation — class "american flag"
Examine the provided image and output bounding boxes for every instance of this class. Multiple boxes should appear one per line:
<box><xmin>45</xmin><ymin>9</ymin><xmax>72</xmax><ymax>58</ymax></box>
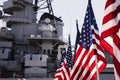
<box><xmin>54</xmin><ymin>35</ymin><xmax>73</xmax><ymax>80</ymax></box>
<box><xmin>101</xmin><ymin>0</ymin><xmax>120</xmax><ymax>80</ymax></box>
<box><xmin>71</xmin><ymin>0</ymin><xmax>106</xmax><ymax>80</ymax></box>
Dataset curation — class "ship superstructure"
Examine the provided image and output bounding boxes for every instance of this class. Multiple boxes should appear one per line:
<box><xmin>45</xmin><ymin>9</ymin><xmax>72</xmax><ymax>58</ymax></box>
<box><xmin>0</xmin><ymin>0</ymin><xmax>65</xmax><ymax>78</ymax></box>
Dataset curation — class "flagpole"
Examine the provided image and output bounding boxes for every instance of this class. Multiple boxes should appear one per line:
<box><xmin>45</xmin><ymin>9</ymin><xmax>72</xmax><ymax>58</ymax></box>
<box><xmin>95</xmin><ymin>55</ymin><xmax>100</xmax><ymax>80</ymax></box>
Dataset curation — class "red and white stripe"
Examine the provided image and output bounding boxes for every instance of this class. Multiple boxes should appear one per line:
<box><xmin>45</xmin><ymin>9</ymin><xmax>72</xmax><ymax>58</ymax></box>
<box><xmin>101</xmin><ymin>0</ymin><xmax>120</xmax><ymax>80</ymax></box>
<box><xmin>71</xmin><ymin>25</ymin><xmax>106</xmax><ymax>80</ymax></box>
<box><xmin>54</xmin><ymin>59</ymin><xmax>70</xmax><ymax>80</ymax></box>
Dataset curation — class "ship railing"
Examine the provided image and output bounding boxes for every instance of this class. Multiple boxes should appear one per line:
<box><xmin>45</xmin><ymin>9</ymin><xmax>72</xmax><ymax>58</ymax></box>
<box><xmin>39</xmin><ymin>20</ymin><xmax>64</xmax><ymax>26</ymax></box>
<box><xmin>29</xmin><ymin>34</ymin><xmax>63</xmax><ymax>40</ymax></box>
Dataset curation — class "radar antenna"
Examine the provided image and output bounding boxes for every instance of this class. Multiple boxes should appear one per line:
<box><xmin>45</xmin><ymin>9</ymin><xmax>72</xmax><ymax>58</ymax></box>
<box><xmin>34</xmin><ymin>0</ymin><xmax>58</xmax><ymax>29</ymax></box>
<box><xmin>34</xmin><ymin>0</ymin><xmax>54</xmax><ymax>15</ymax></box>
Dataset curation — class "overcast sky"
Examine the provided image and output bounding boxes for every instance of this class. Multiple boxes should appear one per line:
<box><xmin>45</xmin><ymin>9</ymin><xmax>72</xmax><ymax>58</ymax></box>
<box><xmin>0</xmin><ymin>0</ymin><xmax>106</xmax><ymax>45</ymax></box>
<box><xmin>52</xmin><ymin>0</ymin><xmax>106</xmax><ymax>45</ymax></box>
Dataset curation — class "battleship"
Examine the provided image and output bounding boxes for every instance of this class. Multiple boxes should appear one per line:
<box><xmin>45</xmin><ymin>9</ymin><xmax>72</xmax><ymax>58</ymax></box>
<box><xmin>0</xmin><ymin>0</ymin><xmax>67</xmax><ymax>79</ymax></box>
<box><xmin>0</xmin><ymin>0</ymin><xmax>116</xmax><ymax>80</ymax></box>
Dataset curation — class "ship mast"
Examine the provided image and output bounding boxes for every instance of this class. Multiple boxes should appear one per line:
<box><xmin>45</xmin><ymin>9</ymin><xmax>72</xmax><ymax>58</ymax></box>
<box><xmin>35</xmin><ymin>0</ymin><xmax>54</xmax><ymax>15</ymax></box>
<box><xmin>35</xmin><ymin>0</ymin><xmax>57</xmax><ymax>29</ymax></box>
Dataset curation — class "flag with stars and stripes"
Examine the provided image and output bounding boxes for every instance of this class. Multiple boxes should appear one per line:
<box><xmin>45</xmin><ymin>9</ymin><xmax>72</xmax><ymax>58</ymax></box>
<box><xmin>54</xmin><ymin>35</ymin><xmax>73</xmax><ymax>80</ymax></box>
<box><xmin>101</xmin><ymin>0</ymin><xmax>120</xmax><ymax>79</ymax></box>
<box><xmin>70</xmin><ymin>0</ymin><xmax>106</xmax><ymax>80</ymax></box>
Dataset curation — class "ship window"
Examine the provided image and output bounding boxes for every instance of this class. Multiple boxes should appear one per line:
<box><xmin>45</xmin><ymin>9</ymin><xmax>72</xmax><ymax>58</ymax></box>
<box><xmin>30</xmin><ymin>54</ymin><xmax>32</xmax><ymax>60</ymax></box>
<box><xmin>1</xmin><ymin>48</ymin><xmax>5</xmax><ymax>54</ymax></box>
<box><xmin>48</xmin><ymin>49</ymin><xmax>51</xmax><ymax>57</ymax></box>
<box><xmin>43</xmin><ymin>49</ymin><xmax>46</xmax><ymax>54</ymax></box>
<box><xmin>40</xmin><ymin>55</ymin><xmax>42</xmax><ymax>60</ymax></box>
<box><xmin>48</xmin><ymin>49</ymin><xmax>50</xmax><ymax>54</ymax></box>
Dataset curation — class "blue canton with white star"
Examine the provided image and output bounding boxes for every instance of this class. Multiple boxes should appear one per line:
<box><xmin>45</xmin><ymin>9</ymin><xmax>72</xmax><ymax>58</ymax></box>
<box><xmin>66</xmin><ymin>36</ymin><xmax>73</xmax><ymax>68</ymax></box>
<box><xmin>79</xmin><ymin>2</ymin><xmax>98</xmax><ymax>50</ymax></box>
